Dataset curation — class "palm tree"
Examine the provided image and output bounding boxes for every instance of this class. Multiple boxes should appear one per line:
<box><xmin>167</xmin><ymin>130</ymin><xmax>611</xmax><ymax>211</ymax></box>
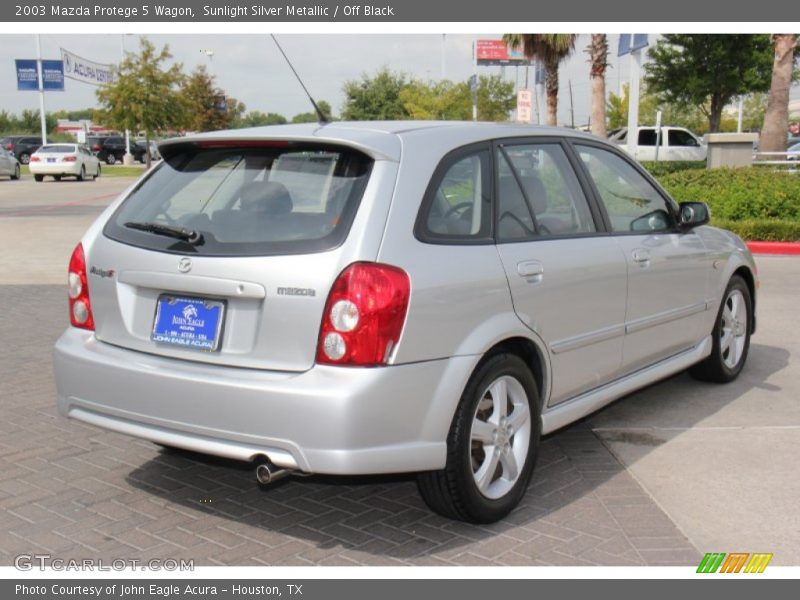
<box><xmin>586</xmin><ymin>34</ymin><xmax>609</xmax><ymax>137</ymax></box>
<box><xmin>759</xmin><ymin>34</ymin><xmax>798</xmax><ymax>154</ymax></box>
<box><xmin>503</xmin><ymin>34</ymin><xmax>577</xmax><ymax>126</ymax></box>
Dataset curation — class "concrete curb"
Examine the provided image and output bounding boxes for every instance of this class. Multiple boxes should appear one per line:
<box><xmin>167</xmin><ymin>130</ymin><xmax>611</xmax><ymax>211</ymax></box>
<box><xmin>746</xmin><ymin>241</ymin><xmax>800</xmax><ymax>256</ymax></box>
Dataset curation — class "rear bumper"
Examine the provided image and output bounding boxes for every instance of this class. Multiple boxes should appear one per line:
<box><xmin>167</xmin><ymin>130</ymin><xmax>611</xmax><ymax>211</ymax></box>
<box><xmin>53</xmin><ymin>328</ymin><xmax>474</xmax><ymax>475</ymax></box>
<box><xmin>29</xmin><ymin>163</ymin><xmax>82</xmax><ymax>176</ymax></box>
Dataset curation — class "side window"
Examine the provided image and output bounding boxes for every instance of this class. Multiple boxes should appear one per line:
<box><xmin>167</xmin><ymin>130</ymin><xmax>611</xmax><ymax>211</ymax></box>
<box><xmin>638</xmin><ymin>129</ymin><xmax>657</xmax><ymax>146</ymax></box>
<box><xmin>668</xmin><ymin>129</ymin><xmax>699</xmax><ymax>147</ymax></box>
<box><xmin>577</xmin><ymin>145</ymin><xmax>675</xmax><ymax>233</ymax></box>
<box><xmin>418</xmin><ymin>148</ymin><xmax>492</xmax><ymax>242</ymax></box>
<box><xmin>499</xmin><ymin>143</ymin><xmax>596</xmax><ymax>239</ymax></box>
<box><xmin>496</xmin><ymin>153</ymin><xmax>536</xmax><ymax>241</ymax></box>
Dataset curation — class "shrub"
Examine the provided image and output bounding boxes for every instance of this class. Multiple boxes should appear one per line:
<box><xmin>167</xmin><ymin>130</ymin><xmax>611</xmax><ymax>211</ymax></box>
<box><xmin>711</xmin><ymin>219</ymin><xmax>800</xmax><ymax>242</ymax></box>
<box><xmin>656</xmin><ymin>167</ymin><xmax>800</xmax><ymax>221</ymax></box>
<box><xmin>641</xmin><ymin>161</ymin><xmax>706</xmax><ymax>178</ymax></box>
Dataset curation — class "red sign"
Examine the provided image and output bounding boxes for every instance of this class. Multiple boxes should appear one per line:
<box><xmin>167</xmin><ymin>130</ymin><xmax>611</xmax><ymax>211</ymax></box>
<box><xmin>476</xmin><ymin>40</ymin><xmax>531</xmax><ymax>65</ymax></box>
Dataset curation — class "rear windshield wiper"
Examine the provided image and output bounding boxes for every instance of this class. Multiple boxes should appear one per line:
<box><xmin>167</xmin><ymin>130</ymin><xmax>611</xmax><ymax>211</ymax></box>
<box><xmin>124</xmin><ymin>221</ymin><xmax>204</xmax><ymax>244</ymax></box>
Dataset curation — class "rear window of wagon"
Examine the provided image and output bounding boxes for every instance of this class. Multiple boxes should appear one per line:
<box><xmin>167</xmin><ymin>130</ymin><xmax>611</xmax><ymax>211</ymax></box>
<box><xmin>104</xmin><ymin>142</ymin><xmax>374</xmax><ymax>256</ymax></box>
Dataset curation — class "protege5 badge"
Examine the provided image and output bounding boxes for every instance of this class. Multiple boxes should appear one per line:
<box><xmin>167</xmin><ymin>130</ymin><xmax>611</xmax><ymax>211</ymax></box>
<box><xmin>277</xmin><ymin>287</ymin><xmax>316</xmax><ymax>297</ymax></box>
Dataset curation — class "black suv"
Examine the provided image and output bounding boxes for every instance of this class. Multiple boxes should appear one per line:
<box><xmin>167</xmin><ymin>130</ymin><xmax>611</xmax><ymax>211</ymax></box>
<box><xmin>87</xmin><ymin>135</ymin><xmax>146</xmax><ymax>164</ymax></box>
<box><xmin>1</xmin><ymin>135</ymin><xmax>43</xmax><ymax>164</ymax></box>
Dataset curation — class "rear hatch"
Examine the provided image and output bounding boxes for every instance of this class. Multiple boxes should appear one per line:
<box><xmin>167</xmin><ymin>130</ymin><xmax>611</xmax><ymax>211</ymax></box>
<box><xmin>88</xmin><ymin>139</ymin><xmax>379</xmax><ymax>372</ymax></box>
<box><xmin>32</xmin><ymin>144</ymin><xmax>77</xmax><ymax>165</ymax></box>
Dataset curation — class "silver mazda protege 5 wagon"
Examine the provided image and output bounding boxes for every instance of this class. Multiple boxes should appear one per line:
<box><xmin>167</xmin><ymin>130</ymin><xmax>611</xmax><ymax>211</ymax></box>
<box><xmin>54</xmin><ymin>122</ymin><xmax>756</xmax><ymax>523</ymax></box>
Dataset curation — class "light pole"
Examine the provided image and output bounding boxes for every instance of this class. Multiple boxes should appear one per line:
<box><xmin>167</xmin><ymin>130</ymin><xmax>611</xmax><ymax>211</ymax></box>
<box><xmin>121</xmin><ymin>34</ymin><xmax>133</xmax><ymax>165</ymax></box>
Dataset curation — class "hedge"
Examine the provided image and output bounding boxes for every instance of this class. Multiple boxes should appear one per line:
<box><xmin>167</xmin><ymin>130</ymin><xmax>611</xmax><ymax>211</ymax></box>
<box><xmin>711</xmin><ymin>219</ymin><xmax>800</xmax><ymax>242</ymax></box>
<box><xmin>641</xmin><ymin>161</ymin><xmax>706</xmax><ymax>178</ymax></box>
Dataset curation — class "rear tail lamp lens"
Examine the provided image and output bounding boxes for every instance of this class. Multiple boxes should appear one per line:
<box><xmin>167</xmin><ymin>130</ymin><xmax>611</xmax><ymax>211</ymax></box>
<box><xmin>316</xmin><ymin>262</ymin><xmax>410</xmax><ymax>367</ymax></box>
<box><xmin>67</xmin><ymin>243</ymin><xmax>94</xmax><ymax>330</ymax></box>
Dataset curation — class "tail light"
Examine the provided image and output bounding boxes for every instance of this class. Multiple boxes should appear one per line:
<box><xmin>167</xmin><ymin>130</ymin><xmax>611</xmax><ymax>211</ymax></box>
<box><xmin>64</xmin><ymin>156</ymin><xmax>77</xmax><ymax>162</ymax></box>
<box><xmin>91</xmin><ymin>144</ymin><xmax>101</xmax><ymax>151</ymax></box>
<box><xmin>5</xmin><ymin>143</ymin><xmax>13</xmax><ymax>150</ymax></box>
<box><xmin>316</xmin><ymin>262</ymin><xmax>410</xmax><ymax>367</ymax></box>
<box><xmin>30</xmin><ymin>156</ymin><xmax>40</xmax><ymax>162</ymax></box>
<box><xmin>67</xmin><ymin>243</ymin><xmax>94</xmax><ymax>330</ymax></box>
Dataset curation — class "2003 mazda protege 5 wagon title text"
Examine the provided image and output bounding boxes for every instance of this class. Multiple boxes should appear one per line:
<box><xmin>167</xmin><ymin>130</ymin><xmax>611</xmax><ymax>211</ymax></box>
<box><xmin>53</xmin><ymin>121</ymin><xmax>757</xmax><ymax>523</ymax></box>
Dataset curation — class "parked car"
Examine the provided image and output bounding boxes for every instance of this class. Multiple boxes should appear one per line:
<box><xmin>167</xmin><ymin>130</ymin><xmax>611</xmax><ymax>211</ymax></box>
<box><xmin>87</xmin><ymin>135</ymin><xmax>146</xmax><ymax>164</ymax></box>
<box><xmin>788</xmin><ymin>142</ymin><xmax>800</xmax><ymax>161</ymax></box>
<box><xmin>609</xmin><ymin>126</ymin><xmax>707</xmax><ymax>161</ymax></box>
<box><xmin>0</xmin><ymin>148</ymin><xmax>21</xmax><ymax>180</ymax></box>
<box><xmin>53</xmin><ymin>122</ymin><xmax>756</xmax><ymax>523</ymax></box>
<box><xmin>29</xmin><ymin>143</ymin><xmax>101</xmax><ymax>181</ymax></box>
<box><xmin>1</xmin><ymin>135</ymin><xmax>42</xmax><ymax>164</ymax></box>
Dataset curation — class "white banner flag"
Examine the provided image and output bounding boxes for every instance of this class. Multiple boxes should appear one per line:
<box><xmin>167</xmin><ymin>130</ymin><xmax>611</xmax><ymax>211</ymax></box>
<box><xmin>60</xmin><ymin>48</ymin><xmax>116</xmax><ymax>86</ymax></box>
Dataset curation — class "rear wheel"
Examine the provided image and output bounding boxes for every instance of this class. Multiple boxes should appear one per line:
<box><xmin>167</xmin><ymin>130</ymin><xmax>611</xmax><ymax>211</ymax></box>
<box><xmin>34</xmin><ymin>174</ymin><xmax>43</xmax><ymax>182</ymax></box>
<box><xmin>93</xmin><ymin>164</ymin><xmax>101</xmax><ymax>180</ymax></box>
<box><xmin>76</xmin><ymin>166</ymin><xmax>85</xmax><ymax>182</ymax></box>
<box><xmin>19</xmin><ymin>153</ymin><xmax>30</xmax><ymax>165</ymax></box>
<box><xmin>106</xmin><ymin>153</ymin><xmax>117</xmax><ymax>165</ymax></box>
<box><xmin>689</xmin><ymin>275</ymin><xmax>752</xmax><ymax>383</ymax></box>
<box><xmin>54</xmin><ymin>175</ymin><xmax>62</xmax><ymax>182</ymax></box>
<box><xmin>417</xmin><ymin>353</ymin><xmax>541</xmax><ymax>523</ymax></box>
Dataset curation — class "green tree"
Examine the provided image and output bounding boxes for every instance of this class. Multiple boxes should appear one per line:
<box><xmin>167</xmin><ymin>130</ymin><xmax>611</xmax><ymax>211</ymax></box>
<box><xmin>741</xmin><ymin>92</ymin><xmax>769</xmax><ymax>131</ymax></box>
<box><xmin>291</xmin><ymin>100</ymin><xmax>334</xmax><ymax>123</ymax></box>
<box><xmin>341</xmin><ymin>68</ymin><xmax>410</xmax><ymax>120</ymax></box>
<box><xmin>400</xmin><ymin>76</ymin><xmax>513</xmax><ymax>121</ymax></box>
<box><xmin>587</xmin><ymin>34</ymin><xmax>610</xmax><ymax>137</ymax></box>
<box><xmin>180</xmin><ymin>65</ymin><xmax>241</xmax><ymax>132</ymax></box>
<box><xmin>233</xmin><ymin>111</ymin><xmax>288</xmax><ymax>128</ymax></box>
<box><xmin>96</xmin><ymin>38</ymin><xmax>186</xmax><ymax>167</ymax></box>
<box><xmin>644</xmin><ymin>34</ymin><xmax>774</xmax><ymax>133</ymax></box>
<box><xmin>760</xmin><ymin>34</ymin><xmax>799</xmax><ymax>153</ymax></box>
<box><xmin>503</xmin><ymin>34</ymin><xmax>577</xmax><ymax>126</ymax></box>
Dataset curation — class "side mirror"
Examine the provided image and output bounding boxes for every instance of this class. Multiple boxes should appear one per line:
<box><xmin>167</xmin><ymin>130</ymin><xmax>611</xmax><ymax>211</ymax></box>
<box><xmin>678</xmin><ymin>201</ymin><xmax>710</xmax><ymax>230</ymax></box>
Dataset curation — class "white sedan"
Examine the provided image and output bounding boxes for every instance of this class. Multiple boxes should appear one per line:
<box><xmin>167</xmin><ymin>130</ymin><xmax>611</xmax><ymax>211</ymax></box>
<box><xmin>29</xmin><ymin>144</ymin><xmax>101</xmax><ymax>182</ymax></box>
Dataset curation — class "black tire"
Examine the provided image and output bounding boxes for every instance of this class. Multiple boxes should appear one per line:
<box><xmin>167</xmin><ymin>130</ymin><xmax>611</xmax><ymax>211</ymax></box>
<box><xmin>19</xmin><ymin>153</ymin><xmax>30</xmax><ymax>165</ymax></box>
<box><xmin>11</xmin><ymin>164</ymin><xmax>20</xmax><ymax>180</ymax></box>
<box><xmin>94</xmin><ymin>164</ymin><xmax>101</xmax><ymax>180</ymax></box>
<box><xmin>76</xmin><ymin>166</ymin><xmax>85</xmax><ymax>182</ymax></box>
<box><xmin>106</xmin><ymin>154</ymin><xmax>117</xmax><ymax>165</ymax></box>
<box><xmin>34</xmin><ymin>174</ymin><xmax>43</xmax><ymax>182</ymax></box>
<box><xmin>689</xmin><ymin>275</ymin><xmax>752</xmax><ymax>383</ymax></box>
<box><xmin>417</xmin><ymin>353</ymin><xmax>541</xmax><ymax>523</ymax></box>
<box><xmin>53</xmin><ymin>175</ymin><xmax>62</xmax><ymax>182</ymax></box>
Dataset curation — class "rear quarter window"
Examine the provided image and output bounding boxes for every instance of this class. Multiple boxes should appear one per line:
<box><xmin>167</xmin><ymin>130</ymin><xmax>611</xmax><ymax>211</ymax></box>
<box><xmin>103</xmin><ymin>143</ymin><xmax>373</xmax><ymax>257</ymax></box>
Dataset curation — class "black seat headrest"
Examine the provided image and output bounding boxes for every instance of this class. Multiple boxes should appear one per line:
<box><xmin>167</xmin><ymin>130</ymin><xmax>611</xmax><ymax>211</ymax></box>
<box><xmin>240</xmin><ymin>181</ymin><xmax>293</xmax><ymax>216</ymax></box>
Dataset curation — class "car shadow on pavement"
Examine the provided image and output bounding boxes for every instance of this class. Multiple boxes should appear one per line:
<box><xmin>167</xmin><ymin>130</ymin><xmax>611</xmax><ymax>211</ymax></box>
<box><xmin>121</xmin><ymin>342</ymin><xmax>788</xmax><ymax>566</ymax></box>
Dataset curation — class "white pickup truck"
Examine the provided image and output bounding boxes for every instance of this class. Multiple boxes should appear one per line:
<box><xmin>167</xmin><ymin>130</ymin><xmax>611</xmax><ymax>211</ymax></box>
<box><xmin>609</xmin><ymin>126</ymin><xmax>707</xmax><ymax>162</ymax></box>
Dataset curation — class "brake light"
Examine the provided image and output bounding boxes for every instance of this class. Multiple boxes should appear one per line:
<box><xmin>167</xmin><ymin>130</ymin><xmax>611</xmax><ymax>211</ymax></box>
<box><xmin>30</xmin><ymin>156</ymin><xmax>40</xmax><ymax>162</ymax></box>
<box><xmin>91</xmin><ymin>144</ymin><xmax>101</xmax><ymax>151</ymax></box>
<box><xmin>67</xmin><ymin>243</ymin><xmax>94</xmax><ymax>330</ymax></box>
<box><xmin>63</xmin><ymin>156</ymin><xmax>77</xmax><ymax>162</ymax></box>
<box><xmin>4</xmin><ymin>143</ymin><xmax>13</xmax><ymax>150</ymax></box>
<box><xmin>316</xmin><ymin>263</ymin><xmax>410</xmax><ymax>367</ymax></box>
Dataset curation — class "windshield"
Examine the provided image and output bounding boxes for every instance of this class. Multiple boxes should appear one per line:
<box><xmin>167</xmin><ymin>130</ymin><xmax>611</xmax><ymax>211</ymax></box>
<box><xmin>104</xmin><ymin>143</ymin><xmax>374</xmax><ymax>256</ymax></box>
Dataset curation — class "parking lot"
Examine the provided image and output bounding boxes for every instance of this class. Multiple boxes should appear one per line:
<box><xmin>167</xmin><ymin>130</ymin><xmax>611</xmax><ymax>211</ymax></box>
<box><xmin>1</xmin><ymin>176</ymin><xmax>798</xmax><ymax>566</ymax></box>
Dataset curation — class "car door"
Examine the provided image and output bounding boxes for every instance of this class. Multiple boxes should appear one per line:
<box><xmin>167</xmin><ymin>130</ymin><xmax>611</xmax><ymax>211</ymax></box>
<box><xmin>634</xmin><ymin>128</ymin><xmax>658</xmax><ymax>161</ymax></box>
<box><xmin>493</xmin><ymin>139</ymin><xmax>628</xmax><ymax>405</ymax></box>
<box><xmin>573</xmin><ymin>142</ymin><xmax>711</xmax><ymax>374</ymax></box>
<box><xmin>0</xmin><ymin>149</ymin><xmax>11</xmax><ymax>175</ymax></box>
<box><xmin>666</xmin><ymin>128</ymin><xmax>706</xmax><ymax>161</ymax></box>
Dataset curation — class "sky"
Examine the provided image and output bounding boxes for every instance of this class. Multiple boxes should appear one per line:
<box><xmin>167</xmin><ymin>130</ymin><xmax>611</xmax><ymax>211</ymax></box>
<box><xmin>0</xmin><ymin>33</ymin><xmax>797</xmax><ymax>128</ymax></box>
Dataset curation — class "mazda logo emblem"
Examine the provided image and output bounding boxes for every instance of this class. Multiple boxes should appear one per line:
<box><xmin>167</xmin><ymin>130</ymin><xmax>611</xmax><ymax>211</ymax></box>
<box><xmin>178</xmin><ymin>257</ymin><xmax>192</xmax><ymax>273</ymax></box>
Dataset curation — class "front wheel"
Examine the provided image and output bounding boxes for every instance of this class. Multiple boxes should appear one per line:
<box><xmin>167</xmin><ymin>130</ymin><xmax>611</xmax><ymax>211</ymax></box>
<box><xmin>34</xmin><ymin>174</ymin><xmax>43</xmax><ymax>182</ymax></box>
<box><xmin>11</xmin><ymin>164</ymin><xmax>20</xmax><ymax>180</ymax></box>
<box><xmin>106</xmin><ymin>154</ymin><xmax>117</xmax><ymax>165</ymax></box>
<box><xmin>93</xmin><ymin>164</ymin><xmax>101</xmax><ymax>180</ymax></box>
<box><xmin>417</xmin><ymin>353</ymin><xmax>540</xmax><ymax>523</ymax></box>
<box><xmin>19</xmin><ymin>153</ymin><xmax>30</xmax><ymax>165</ymax></box>
<box><xmin>689</xmin><ymin>275</ymin><xmax>752</xmax><ymax>383</ymax></box>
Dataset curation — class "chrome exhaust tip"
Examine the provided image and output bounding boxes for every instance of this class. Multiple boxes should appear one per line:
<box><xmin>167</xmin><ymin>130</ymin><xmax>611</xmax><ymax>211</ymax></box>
<box><xmin>255</xmin><ymin>459</ymin><xmax>292</xmax><ymax>485</ymax></box>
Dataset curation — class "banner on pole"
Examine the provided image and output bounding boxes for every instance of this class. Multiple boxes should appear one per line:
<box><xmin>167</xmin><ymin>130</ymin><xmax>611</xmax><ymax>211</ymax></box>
<box><xmin>60</xmin><ymin>48</ymin><xmax>115</xmax><ymax>85</ymax></box>
<box><xmin>15</xmin><ymin>59</ymin><xmax>64</xmax><ymax>91</ymax></box>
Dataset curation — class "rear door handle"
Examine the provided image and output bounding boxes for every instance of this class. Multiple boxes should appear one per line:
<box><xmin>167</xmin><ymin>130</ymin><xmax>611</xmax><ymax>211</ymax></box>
<box><xmin>632</xmin><ymin>249</ymin><xmax>651</xmax><ymax>264</ymax></box>
<box><xmin>517</xmin><ymin>260</ymin><xmax>544</xmax><ymax>282</ymax></box>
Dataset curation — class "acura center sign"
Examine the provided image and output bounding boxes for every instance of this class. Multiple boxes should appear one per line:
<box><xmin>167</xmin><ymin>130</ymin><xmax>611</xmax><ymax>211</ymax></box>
<box><xmin>60</xmin><ymin>48</ymin><xmax>115</xmax><ymax>85</ymax></box>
